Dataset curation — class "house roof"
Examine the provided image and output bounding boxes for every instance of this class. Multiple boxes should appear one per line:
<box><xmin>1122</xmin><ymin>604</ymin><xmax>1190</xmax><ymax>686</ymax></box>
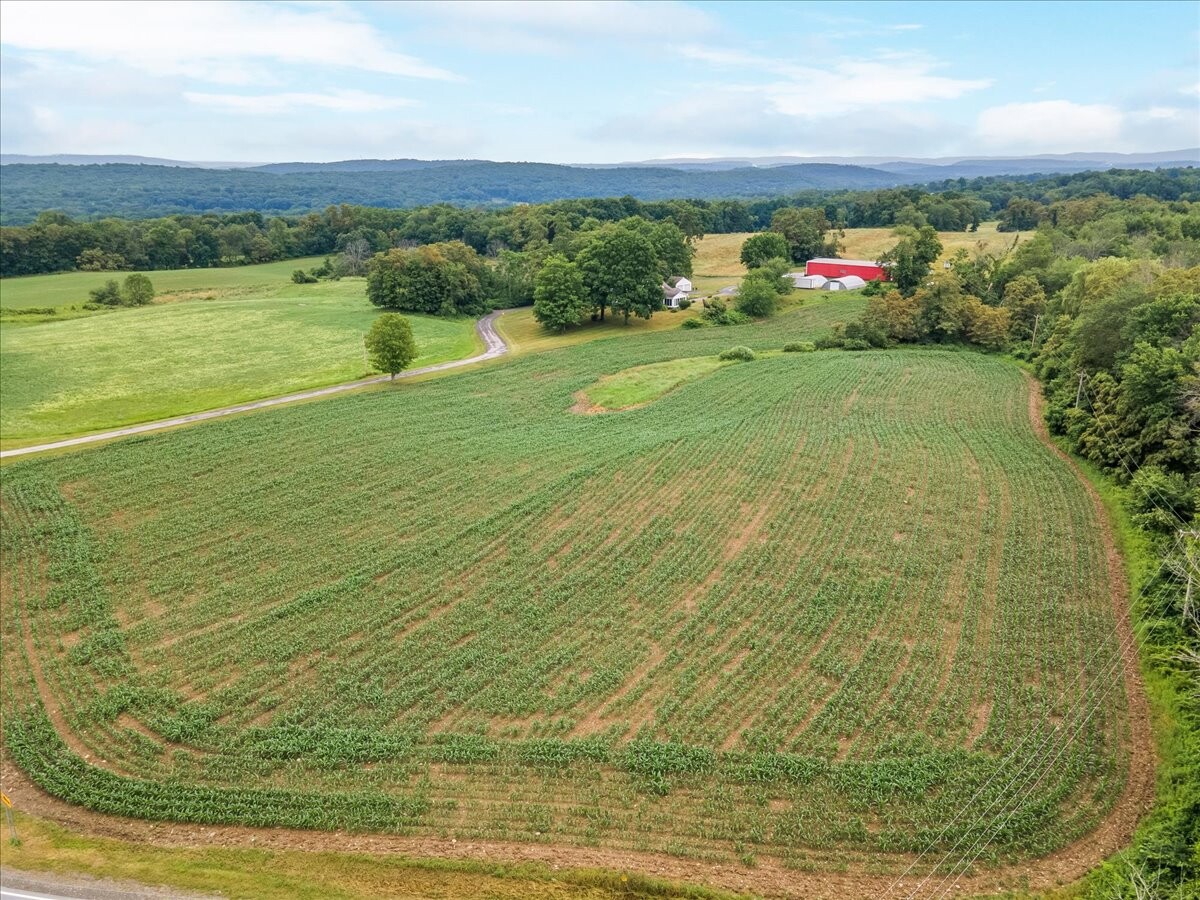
<box><xmin>807</xmin><ymin>257</ymin><xmax>883</xmax><ymax>267</ymax></box>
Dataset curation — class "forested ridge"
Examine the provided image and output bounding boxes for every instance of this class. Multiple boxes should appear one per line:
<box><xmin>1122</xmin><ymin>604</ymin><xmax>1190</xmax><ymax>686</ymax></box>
<box><xmin>3</xmin><ymin>168</ymin><xmax>1198</xmax><ymax>278</ymax></box>
<box><xmin>0</xmin><ymin>160</ymin><xmax>907</xmax><ymax>225</ymax></box>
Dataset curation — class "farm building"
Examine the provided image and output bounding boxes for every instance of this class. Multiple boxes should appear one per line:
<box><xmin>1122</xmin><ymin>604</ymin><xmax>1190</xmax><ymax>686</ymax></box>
<box><xmin>662</xmin><ymin>286</ymin><xmax>689</xmax><ymax>308</ymax></box>
<box><xmin>806</xmin><ymin>257</ymin><xmax>887</xmax><ymax>281</ymax></box>
<box><xmin>661</xmin><ymin>276</ymin><xmax>693</xmax><ymax>309</ymax></box>
<box><xmin>825</xmin><ymin>275</ymin><xmax>866</xmax><ymax>291</ymax></box>
<box><xmin>790</xmin><ymin>273</ymin><xmax>828</xmax><ymax>289</ymax></box>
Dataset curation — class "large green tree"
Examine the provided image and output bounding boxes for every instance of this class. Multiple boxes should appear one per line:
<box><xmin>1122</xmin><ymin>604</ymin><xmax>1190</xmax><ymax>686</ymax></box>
<box><xmin>1001</xmin><ymin>274</ymin><xmax>1046</xmax><ymax>340</ymax></box>
<box><xmin>739</xmin><ymin>232</ymin><xmax>791</xmax><ymax>269</ymax></box>
<box><xmin>576</xmin><ymin>224</ymin><xmax>661</xmax><ymax>324</ymax></box>
<box><xmin>769</xmin><ymin>207</ymin><xmax>838</xmax><ymax>263</ymax></box>
<box><xmin>532</xmin><ymin>254</ymin><xmax>588</xmax><ymax>332</ymax></box>
<box><xmin>880</xmin><ymin>225</ymin><xmax>942</xmax><ymax>296</ymax></box>
<box><xmin>364</xmin><ymin>313</ymin><xmax>418</xmax><ymax>379</ymax></box>
<box><xmin>366</xmin><ymin>241</ymin><xmax>488</xmax><ymax>317</ymax></box>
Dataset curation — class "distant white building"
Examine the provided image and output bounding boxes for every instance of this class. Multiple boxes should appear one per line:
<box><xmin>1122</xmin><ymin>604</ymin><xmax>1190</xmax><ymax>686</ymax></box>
<box><xmin>790</xmin><ymin>273</ymin><xmax>828</xmax><ymax>289</ymax></box>
<box><xmin>825</xmin><ymin>275</ymin><xmax>866</xmax><ymax>291</ymax></box>
<box><xmin>662</xmin><ymin>276</ymin><xmax>694</xmax><ymax>309</ymax></box>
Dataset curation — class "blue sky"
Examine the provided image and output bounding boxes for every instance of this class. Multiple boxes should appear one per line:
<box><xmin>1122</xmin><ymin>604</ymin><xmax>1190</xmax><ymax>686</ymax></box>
<box><xmin>1</xmin><ymin>0</ymin><xmax>1197</xmax><ymax>163</ymax></box>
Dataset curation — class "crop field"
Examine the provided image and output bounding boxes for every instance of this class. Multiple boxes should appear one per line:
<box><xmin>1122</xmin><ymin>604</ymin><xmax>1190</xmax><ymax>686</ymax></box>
<box><xmin>1</xmin><ymin>304</ymin><xmax>1129</xmax><ymax>884</ymax></box>
<box><xmin>0</xmin><ymin>278</ymin><xmax>479</xmax><ymax>446</ymax></box>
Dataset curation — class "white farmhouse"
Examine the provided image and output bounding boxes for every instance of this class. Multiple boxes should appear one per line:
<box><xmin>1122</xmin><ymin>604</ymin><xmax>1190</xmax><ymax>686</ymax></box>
<box><xmin>662</xmin><ymin>276</ymin><xmax>693</xmax><ymax>309</ymax></box>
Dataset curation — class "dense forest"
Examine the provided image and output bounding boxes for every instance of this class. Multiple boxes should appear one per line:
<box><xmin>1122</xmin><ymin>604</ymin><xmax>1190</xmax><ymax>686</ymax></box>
<box><xmin>0</xmin><ymin>160</ymin><xmax>908</xmax><ymax>225</ymax></box>
<box><xmin>3</xmin><ymin>168</ymin><xmax>1198</xmax><ymax>278</ymax></box>
<box><xmin>0</xmin><ymin>157</ymin><xmax>1196</xmax><ymax>226</ymax></box>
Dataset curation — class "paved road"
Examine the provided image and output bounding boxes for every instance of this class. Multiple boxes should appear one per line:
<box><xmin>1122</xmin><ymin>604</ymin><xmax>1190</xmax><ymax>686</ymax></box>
<box><xmin>1</xmin><ymin>869</ymin><xmax>213</xmax><ymax>900</ymax></box>
<box><xmin>0</xmin><ymin>310</ymin><xmax>510</xmax><ymax>460</ymax></box>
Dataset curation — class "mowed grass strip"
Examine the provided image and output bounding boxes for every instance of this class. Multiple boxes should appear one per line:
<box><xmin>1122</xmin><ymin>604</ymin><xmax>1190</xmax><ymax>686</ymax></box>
<box><xmin>0</xmin><ymin>278</ymin><xmax>480</xmax><ymax>444</ymax></box>
<box><xmin>583</xmin><ymin>356</ymin><xmax>732</xmax><ymax>411</ymax></box>
<box><xmin>1</xmin><ymin>300</ymin><xmax>1126</xmax><ymax>875</ymax></box>
<box><xmin>3</xmin><ymin>812</ymin><xmax>737</xmax><ymax>900</ymax></box>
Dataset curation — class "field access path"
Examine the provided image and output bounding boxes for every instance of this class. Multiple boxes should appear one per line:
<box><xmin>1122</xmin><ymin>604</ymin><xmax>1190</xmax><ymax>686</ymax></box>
<box><xmin>0</xmin><ymin>310</ymin><xmax>509</xmax><ymax>460</ymax></box>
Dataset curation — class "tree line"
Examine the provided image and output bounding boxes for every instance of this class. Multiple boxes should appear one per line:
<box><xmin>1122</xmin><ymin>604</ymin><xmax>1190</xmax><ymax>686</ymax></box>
<box><xmin>363</xmin><ymin>217</ymin><xmax>693</xmax><ymax>328</ymax></box>
<box><xmin>3</xmin><ymin>169</ymin><xmax>1197</xmax><ymax>278</ymax></box>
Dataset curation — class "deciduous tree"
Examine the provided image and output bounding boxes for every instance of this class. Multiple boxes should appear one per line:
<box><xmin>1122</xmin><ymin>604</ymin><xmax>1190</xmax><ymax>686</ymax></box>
<box><xmin>576</xmin><ymin>224</ymin><xmax>660</xmax><ymax>324</ymax></box>
<box><xmin>739</xmin><ymin>232</ymin><xmax>790</xmax><ymax>269</ymax></box>
<box><xmin>533</xmin><ymin>254</ymin><xmax>588</xmax><ymax>332</ymax></box>
<box><xmin>364</xmin><ymin>313</ymin><xmax>418</xmax><ymax>379</ymax></box>
<box><xmin>121</xmin><ymin>273</ymin><xmax>155</xmax><ymax>306</ymax></box>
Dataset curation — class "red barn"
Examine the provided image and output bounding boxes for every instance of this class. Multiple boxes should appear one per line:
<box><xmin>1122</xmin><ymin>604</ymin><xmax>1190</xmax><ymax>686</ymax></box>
<box><xmin>805</xmin><ymin>257</ymin><xmax>888</xmax><ymax>281</ymax></box>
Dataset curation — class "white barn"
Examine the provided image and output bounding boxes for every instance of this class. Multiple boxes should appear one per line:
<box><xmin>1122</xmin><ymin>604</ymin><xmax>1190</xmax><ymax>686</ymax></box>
<box><xmin>825</xmin><ymin>275</ymin><xmax>866</xmax><ymax>291</ymax></box>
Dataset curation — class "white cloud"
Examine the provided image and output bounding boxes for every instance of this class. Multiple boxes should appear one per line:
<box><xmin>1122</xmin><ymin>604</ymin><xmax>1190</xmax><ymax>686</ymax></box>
<box><xmin>398</xmin><ymin>0</ymin><xmax>717</xmax><ymax>54</ymax></box>
<box><xmin>0</xmin><ymin>1</ymin><xmax>459</xmax><ymax>83</ymax></box>
<box><xmin>975</xmin><ymin>100</ymin><xmax>1122</xmax><ymax>152</ymax></box>
<box><xmin>675</xmin><ymin>48</ymin><xmax>991</xmax><ymax>117</ymax></box>
<box><xmin>185</xmin><ymin>90</ymin><xmax>417</xmax><ymax>115</ymax></box>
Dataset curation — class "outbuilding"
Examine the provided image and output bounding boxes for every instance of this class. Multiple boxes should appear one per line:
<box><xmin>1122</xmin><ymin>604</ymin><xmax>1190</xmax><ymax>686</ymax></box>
<box><xmin>790</xmin><ymin>273</ymin><xmax>828</xmax><ymax>289</ymax></box>
<box><xmin>805</xmin><ymin>257</ymin><xmax>887</xmax><ymax>281</ymax></box>
<box><xmin>825</xmin><ymin>275</ymin><xmax>866</xmax><ymax>291</ymax></box>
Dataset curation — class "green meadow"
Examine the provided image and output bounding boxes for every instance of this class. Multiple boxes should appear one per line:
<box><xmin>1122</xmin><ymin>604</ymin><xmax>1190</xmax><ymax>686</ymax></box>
<box><xmin>0</xmin><ymin>274</ymin><xmax>479</xmax><ymax>446</ymax></box>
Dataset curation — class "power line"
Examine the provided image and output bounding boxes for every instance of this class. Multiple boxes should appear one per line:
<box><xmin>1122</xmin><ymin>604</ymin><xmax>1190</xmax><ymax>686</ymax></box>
<box><xmin>881</xmin><ymin>554</ymin><xmax>1181</xmax><ymax>899</ymax></box>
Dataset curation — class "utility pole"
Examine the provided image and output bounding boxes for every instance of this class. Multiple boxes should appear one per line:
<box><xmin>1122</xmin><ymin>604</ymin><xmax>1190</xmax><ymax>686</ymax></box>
<box><xmin>1029</xmin><ymin>314</ymin><xmax>1041</xmax><ymax>349</ymax></box>
<box><xmin>1074</xmin><ymin>371</ymin><xmax>1087</xmax><ymax>409</ymax></box>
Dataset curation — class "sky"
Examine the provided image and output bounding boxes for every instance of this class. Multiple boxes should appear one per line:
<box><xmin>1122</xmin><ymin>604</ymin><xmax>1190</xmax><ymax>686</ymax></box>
<box><xmin>1</xmin><ymin>0</ymin><xmax>1198</xmax><ymax>164</ymax></box>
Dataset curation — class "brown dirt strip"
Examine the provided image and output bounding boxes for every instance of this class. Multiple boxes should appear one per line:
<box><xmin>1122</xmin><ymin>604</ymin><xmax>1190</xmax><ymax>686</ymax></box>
<box><xmin>0</xmin><ymin>371</ymin><xmax>1156</xmax><ymax>899</ymax></box>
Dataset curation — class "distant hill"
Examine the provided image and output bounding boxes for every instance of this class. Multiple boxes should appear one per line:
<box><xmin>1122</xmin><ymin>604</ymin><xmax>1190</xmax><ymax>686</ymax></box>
<box><xmin>0</xmin><ymin>160</ymin><xmax>906</xmax><ymax>224</ymax></box>
<box><xmin>0</xmin><ymin>153</ymin><xmax>202</xmax><ymax>167</ymax></box>
<box><xmin>2</xmin><ymin>151</ymin><xmax>1197</xmax><ymax>224</ymax></box>
<box><xmin>614</xmin><ymin>149</ymin><xmax>1200</xmax><ymax>172</ymax></box>
<box><xmin>249</xmin><ymin>158</ymin><xmax>492</xmax><ymax>174</ymax></box>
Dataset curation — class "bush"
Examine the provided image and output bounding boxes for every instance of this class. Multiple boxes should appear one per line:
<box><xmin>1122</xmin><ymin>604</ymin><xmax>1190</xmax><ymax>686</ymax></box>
<box><xmin>678</xmin><ymin>297</ymin><xmax>691</xmax><ymax>310</ymax></box>
<box><xmin>843</xmin><ymin>338</ymin><xmax>872</xmax><ymax>351</ymax></box>
<box><xmin>292</xmin><ymin>269</ymin><xmax>318</xmax><ymax>284</ymax></box>
<box><xmin>680</xmin><ymin>317</ymin><xmax>708</xmax><ymax>329</ymax></box>
<box><xmin>736</xmin><ymin>274</ymin><xmax>779</xmax><ymax>318</ymax></box>
<box><xmin>783</xmin><ymin>341</ymin><xmax>816</xmax><ymax>353</ymax></box>
<box><xmin>718</xmin><ymin>346</ymin><xmax>756</xmax><ymax>362</ymax></box>
<box><xmin>88</xmin><ymin>279</ymin><xmax>123</xmax><ymax>307</ymax></box>
<box><xmin>700</xmin><ymin>296</ymin><xmax>751</xmax><ymax>327</ymax></box>
<box><xmin>843</xmin><ymin>319</ymin><xmax>888</xmax><ymax>348</ymax></box>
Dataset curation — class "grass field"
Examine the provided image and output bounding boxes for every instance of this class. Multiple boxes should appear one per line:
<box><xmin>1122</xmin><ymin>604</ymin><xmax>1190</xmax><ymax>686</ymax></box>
<box><xmin>3</xmin><ymin>812</ymin><xmax>733</xmax><ymax>900</ymax></box>
<box><xmin>2</xmin><ymin>301</ymin><xmax>1129</xmax><ymax>882</ymax></box>
<box><xmin>0</xmin><ymin>256</ymin><xmax>328</xmax><ymax>310</ymax></box>
<box><xmin>690</xmin><ymin>223</ymin><xmax>1012</xmax><ymax>286</ymax></box>
<box><xmin>0</xmin><ymin>277</ymin><xmax>480</xmax><ymax>446</ymax></box>
<box><xmin>581</xmin><ymin>355</ymin><xmax>735</xmax><ymax>411</ymax></box>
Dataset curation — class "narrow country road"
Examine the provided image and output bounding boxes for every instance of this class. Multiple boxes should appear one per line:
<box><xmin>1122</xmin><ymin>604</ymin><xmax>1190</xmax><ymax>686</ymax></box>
<box><xmin>0</xmin><ymin>310</ymin><xmax>510</xmax><ymax>460</ymax></box>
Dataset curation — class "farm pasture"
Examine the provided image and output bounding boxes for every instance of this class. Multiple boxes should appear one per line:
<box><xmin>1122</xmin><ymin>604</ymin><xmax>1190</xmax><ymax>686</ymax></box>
<box><xmin>0</xmin><ymin>278</ymin><xmax>479</xmax><ymax>446</ymax></box>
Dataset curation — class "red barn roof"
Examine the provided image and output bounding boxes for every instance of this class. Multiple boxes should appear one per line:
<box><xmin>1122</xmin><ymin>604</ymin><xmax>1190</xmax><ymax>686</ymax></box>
<box><xmin>805</xmin><ymin>258</ymin><xmax>888</xmax><ymax>281</ymax></box>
